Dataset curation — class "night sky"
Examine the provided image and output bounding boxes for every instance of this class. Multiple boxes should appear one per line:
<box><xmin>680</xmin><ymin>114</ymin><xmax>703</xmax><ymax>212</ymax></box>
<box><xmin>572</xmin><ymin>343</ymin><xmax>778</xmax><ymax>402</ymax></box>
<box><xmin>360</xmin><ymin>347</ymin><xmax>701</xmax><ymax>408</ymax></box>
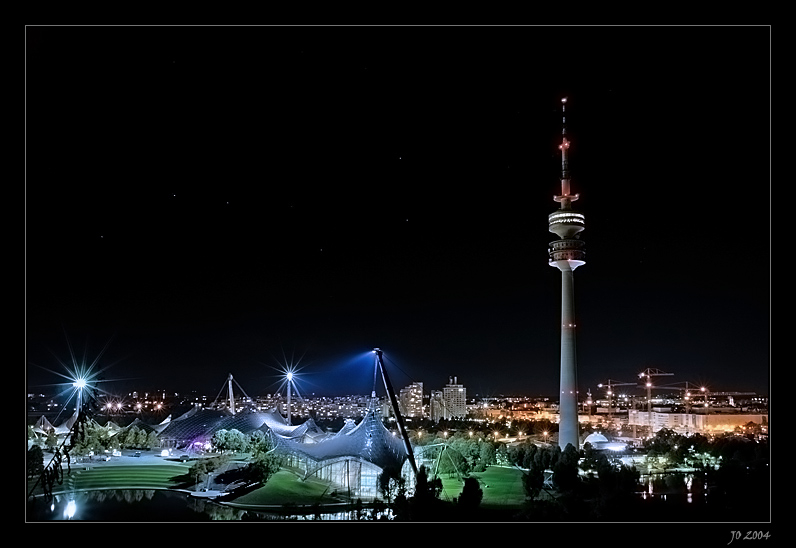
<box><xmin>25</xmin><ymin>25</ymin><xmax>770</xmax><ymax>401</ymax></box>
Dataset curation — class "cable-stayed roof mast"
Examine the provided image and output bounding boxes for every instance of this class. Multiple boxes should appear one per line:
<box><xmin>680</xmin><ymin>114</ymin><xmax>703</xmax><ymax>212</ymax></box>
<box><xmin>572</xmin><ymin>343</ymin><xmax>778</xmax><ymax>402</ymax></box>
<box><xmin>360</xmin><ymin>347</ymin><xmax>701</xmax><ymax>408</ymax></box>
<box><xmin>372</xmin><ymin>348</ymin><xmax>418</xmax><ymax>476</ymax></box>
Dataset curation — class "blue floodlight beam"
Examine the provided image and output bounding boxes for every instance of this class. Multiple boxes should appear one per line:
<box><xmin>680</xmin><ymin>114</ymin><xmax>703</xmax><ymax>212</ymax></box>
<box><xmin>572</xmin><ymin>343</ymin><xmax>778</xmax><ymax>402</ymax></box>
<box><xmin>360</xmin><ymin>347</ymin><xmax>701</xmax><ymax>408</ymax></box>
<box><xmin>373</xmin><ymin>348</ymin><xmax>418</xmax><ymax>476</ymax></box>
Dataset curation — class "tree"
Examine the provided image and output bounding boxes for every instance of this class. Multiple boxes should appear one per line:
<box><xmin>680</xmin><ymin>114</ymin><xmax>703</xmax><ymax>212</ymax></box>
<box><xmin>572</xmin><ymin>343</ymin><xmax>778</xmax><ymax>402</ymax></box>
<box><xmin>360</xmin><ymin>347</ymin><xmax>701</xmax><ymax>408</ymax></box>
<box><xmin>552</xmin><ymin>443</ymin><xmax>581</xmax><ymax>493</ymax></box>
<box><xmin>145</xmin><ymin>431</ymin><xmax>160</xmax><ymax>450</ymax></box>
<box><xmin>457</xmin><ymin>476</ymin><xmax>483</xmax><ymax>514</ymax></box>
<box><xmin>398</xmin><ymin>465</ymin><xmax>446</xmax><ymax>521</ymax></box>
<box><xmin>246</xmin><ymin>431</ymin><xmax>280</xmax><ymax>484</ymax></box>
<box><xmin>134</xmin><ymin>427</ymin><xmax>148</xmax><ymax>449</ymax></box>
<box><xmin>377</xmin><ymin>465</ymin><xmax>406</xmax><ymax>505</ymax></box>
<box><xmin>449</xmin><ymin>435</ymin><xmax>480</xmax><ymax>468</ymax></box>
<box><xmin>479</xmin><ymin>441</ymin><xmax>496</xmax><ymax>467</ymax></box>
<box><xmin>212</xmin><ymin>429</ymin><xmax>249</xmax><ymax>454</ymax></box>
<box><xmin>189</xmin><ymin>459</ymin><xmax>210</xmax><ymax>486</ymax></box>
<box><xmin>247</xmin><ymin>452</ymin><xmax>280</xmax><ymax>484</ymax></box>
<box><xmin>522</xmin><ymin>443</ymin><xmax>538</xmax><ymax>469</ymax></box>
<box><xmin>226</xmin><ymin>429</ymin><xmax>249</xmax><ymax>453</ymax></box>
<box><xmin>121</xmin><ymin>425</ymin><xmax>140</xmax><ymax>449</ymax></box>
<box><xmin>580</xmin><ymin>442</ymin><xmax>599</xmax><ymax>471</ymax></box>
<box><xmin>45</xmin><ymin>429</ymin><xmax>58</xmax><ymax>452</ymax></box>
<box><xmin>523</xmin><ymin>464</ymin><xmax>544</xmax><ymax>499</ymax></box>
<box><xmin>438</xmin><ymin>446</ymin><xmax>468</xmax><ymax>478</ymax></box>
<box><xmin>27</xmin><ymin>445</ymin><xmax>44</xmax><ymax>480</ymax></box>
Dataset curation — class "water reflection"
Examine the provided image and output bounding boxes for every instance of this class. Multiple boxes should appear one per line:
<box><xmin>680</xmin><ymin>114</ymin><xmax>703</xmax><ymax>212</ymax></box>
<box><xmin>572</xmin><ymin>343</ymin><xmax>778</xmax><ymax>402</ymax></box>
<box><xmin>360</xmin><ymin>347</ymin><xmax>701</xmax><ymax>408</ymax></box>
<box><xmin>28</xmin><ymin>490</ymin><xmax>214</xmax><ymax>521</ymax></box>
<box><xmin>27</xmin><ymin>490</ymin><xmax>392</xmax><ymax>521</ymax></box>
<box><xmin>638</xmin><ymin>472</ymin><xmax>709</xmax><ymax>505</ymax></box>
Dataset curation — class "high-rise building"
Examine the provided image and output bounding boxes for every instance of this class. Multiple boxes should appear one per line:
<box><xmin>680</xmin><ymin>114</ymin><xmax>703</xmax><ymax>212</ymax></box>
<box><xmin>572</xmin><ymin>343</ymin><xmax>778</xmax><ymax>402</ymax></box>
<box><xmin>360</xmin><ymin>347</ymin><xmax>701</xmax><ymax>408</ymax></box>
<box><xmin>547</xmin><ymin>97</ymin><xmax>586</xmax><ymax>450</ymax></box>
<box><xmin>429</xmin><ymin>391</ymin><xmax>445</xmax><ymax>423</ymax></box>
<box><xmin>399</xmin><ymin>382</ymin><xmax>424</xmax><ymax>418</ymax></box>
<box><xmin>442</xmin><ymin>377</ymin><xmax>467</xmax><ymax>419</ymax></box>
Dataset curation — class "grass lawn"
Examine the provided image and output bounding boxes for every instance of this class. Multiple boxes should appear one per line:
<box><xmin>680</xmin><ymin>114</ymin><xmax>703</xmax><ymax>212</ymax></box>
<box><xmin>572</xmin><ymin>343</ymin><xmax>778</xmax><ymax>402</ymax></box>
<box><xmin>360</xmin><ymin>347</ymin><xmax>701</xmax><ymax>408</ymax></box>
<box><xmin>30</xmin><ymin>462</ymin><xmax>528</xmax><ymax>513</ymax></box>
<box><xmin>438</xmin><ymin>466</ymin><xmax>528</xmax><ymax>509</ymax></box>
<box><xmin>29</xmin><ymin>463</ymin><xmax>192</xmax><ymax>496</ymax></box>
<box><xmin>230</xmin><ymin>466</ymin><xmax>528</xmax><ymax>510</ymax></box>
<box><xmin>228</xmin><ymin>470</ymin><xmax>340</xmax><ymax>507</ymax></box>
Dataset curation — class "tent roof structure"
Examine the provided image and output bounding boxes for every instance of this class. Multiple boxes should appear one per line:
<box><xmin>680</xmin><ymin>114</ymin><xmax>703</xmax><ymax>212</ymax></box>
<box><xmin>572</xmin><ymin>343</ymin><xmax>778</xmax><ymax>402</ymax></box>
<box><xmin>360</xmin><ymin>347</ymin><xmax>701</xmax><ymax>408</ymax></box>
<box><xmin>272</xmin><ymin>402</ymin><xmax>408</xmax><ymax>472</ymax></box>
<box><xmin>32</xmin><ymin>415</ymin><xmax>55</xmax><ymax>433</ymax></box>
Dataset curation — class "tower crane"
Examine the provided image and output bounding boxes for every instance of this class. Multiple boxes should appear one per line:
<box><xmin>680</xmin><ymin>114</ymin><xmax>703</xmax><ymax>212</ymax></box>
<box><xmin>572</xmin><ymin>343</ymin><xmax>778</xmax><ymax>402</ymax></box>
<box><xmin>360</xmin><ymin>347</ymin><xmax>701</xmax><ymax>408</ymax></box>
<box><xmin>597</xmin><ymin>379</ymin><xmax>637</xmax><ymax>425</ymax></box>
<box><xmin>638</xmin><ymin>368</ymin><xmax>674</xmax><ymax>435</ymax></box>
<box><xmin>655</xmin><ymin>381</ymin><xmax>710</xmax><ymax>433</ymax></box>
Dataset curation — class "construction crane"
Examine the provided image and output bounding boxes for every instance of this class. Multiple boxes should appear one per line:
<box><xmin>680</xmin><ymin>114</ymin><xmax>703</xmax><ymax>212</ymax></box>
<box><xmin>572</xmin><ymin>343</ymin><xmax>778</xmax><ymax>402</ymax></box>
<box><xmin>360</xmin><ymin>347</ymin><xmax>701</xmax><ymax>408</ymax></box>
<box><xmin>638</xmin><ymin>368</ymin><xmax>674</xmax><ymax>435</ymax></box>
<box><xmin>652</xmin><ymin>380</ymin><xmax>708</xmax><ymax>435</ymax></box>
<box><xmin>656</xmin><ymin>381</ymin><xmax>708</xmax><ymax>413</ymax></box>
<box><xmin>596</xmin><ymin>379</ymin><xmax>638</xmax><ymax>425</ymax></box>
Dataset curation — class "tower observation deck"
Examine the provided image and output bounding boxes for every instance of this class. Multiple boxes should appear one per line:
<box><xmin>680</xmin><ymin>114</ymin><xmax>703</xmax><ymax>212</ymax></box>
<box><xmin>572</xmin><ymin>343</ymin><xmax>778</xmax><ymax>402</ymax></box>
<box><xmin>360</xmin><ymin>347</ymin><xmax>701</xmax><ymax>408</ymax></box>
<box><xmin>548</xmin><ymin>97</ymin><xmax>585</xmax><ymax>451</ymax></box>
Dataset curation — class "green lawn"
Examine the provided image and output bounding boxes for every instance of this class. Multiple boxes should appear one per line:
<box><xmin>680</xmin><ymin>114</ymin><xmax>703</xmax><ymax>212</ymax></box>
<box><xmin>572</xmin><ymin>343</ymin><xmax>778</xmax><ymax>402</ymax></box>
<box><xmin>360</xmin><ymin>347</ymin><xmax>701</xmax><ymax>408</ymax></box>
<box><xmin>70</xmin><ymin>464</ymin><xmax>190</xmax><ymax>491</ymax></box>
<box><xmin>31</xmin><ymin>462</ymin><xmax>528</xmax><ymax>512</ymax></box>
<box><xmin>438</xmin><ymin>466</ymin><xmax>528</xmax><ymax>508</ymax></box>
<box><xmin>228</xmin><ymin>470</ymin><xmax>340</xmax><ymax>507</ymax></box>
<box><xmin>229</xmin><ymin>466</ymin><xmax>528</xmax><ymax>510</ymax></box>
<box><xmin>28</xmin><ymin>463</ymin><xmax>191</xmax><ymax>496</ymax></box>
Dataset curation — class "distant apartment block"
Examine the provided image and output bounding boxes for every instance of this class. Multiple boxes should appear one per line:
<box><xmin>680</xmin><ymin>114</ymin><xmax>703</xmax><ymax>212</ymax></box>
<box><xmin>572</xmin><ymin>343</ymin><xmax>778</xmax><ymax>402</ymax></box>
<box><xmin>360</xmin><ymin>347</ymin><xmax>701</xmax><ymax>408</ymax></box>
<box><xmin>399</xmin><ymin>382</ymin><xmax>424</xmax><ymax>418</ymax></box>
<box><xmin>430</xmin><ymin>377</ymin><xmax>467</xmax><ymax>421</ymax></box>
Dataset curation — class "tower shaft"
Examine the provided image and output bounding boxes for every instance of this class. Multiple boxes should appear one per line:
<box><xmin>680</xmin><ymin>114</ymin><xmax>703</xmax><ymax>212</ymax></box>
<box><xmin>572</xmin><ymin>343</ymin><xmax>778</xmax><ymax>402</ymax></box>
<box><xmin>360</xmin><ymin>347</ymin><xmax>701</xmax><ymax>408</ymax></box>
<box><xmin>547</xmin><ymin>97</ymin><xmax>585</xmax><ymax>451</ymax></box>
<box><xmin>557</xmin><ymin>265</ymin><xmax>579</xmax><ymax>450</ymax></box>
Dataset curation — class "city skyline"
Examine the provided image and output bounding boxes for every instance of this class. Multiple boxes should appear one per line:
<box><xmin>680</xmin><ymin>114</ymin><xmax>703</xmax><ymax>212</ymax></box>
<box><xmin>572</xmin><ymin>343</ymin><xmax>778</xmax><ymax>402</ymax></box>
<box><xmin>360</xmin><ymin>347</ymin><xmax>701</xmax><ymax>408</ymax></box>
<box><xmin>26</xmin><ymin>25</ymin><xmax>770</xmax><ymax>401</ymax></box>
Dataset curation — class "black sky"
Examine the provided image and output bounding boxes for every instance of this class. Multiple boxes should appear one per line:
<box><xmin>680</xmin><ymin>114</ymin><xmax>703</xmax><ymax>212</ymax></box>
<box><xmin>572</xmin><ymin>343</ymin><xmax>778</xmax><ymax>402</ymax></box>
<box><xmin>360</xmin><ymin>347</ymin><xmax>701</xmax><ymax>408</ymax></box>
<box><xmin>25</xmin><ymin>25</ymin><xmax>770</xmax><ymax>401</ymax></box>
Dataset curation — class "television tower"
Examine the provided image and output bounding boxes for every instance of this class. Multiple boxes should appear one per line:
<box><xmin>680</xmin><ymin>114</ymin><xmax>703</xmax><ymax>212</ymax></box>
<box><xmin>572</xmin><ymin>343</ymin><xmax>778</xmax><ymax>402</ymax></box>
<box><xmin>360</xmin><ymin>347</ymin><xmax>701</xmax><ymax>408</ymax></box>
<box><xmin>548</xmin><ymin>97</ymin><xmax>586</xmax><ymax>450</ymax></box>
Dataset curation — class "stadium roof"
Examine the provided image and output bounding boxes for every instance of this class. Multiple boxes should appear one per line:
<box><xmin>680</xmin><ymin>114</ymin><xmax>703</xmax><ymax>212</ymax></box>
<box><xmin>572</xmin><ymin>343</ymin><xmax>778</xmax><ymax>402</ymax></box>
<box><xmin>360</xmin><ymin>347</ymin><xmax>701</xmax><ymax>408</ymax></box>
<box><xmin>272</xmin><ymin>401</ymin><xmax>409</xmax><ymax>472</ymax></box>
<box><xmin>157</xmin><ymin>407</ymin><xmax>265</xmax><ymax>442</ymax></box>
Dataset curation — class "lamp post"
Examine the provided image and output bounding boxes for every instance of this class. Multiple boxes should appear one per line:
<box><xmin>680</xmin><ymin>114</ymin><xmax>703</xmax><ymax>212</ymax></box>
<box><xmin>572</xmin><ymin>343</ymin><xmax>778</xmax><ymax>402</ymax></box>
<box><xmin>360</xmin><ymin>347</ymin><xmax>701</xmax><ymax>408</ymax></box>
<box><xmin>286</xmin><ymin>371</ymin><xmax>293</xmax><ymax>425</ymax></box>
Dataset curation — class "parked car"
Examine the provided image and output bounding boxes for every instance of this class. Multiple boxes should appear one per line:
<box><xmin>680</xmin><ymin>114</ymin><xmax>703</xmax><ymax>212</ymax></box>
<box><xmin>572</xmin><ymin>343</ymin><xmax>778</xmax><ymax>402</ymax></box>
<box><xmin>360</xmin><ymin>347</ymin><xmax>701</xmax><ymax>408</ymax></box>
<box><xmin>179</xmin><ymin>455</ymin><xmax>190</xmax><ymax>462</ymax></box>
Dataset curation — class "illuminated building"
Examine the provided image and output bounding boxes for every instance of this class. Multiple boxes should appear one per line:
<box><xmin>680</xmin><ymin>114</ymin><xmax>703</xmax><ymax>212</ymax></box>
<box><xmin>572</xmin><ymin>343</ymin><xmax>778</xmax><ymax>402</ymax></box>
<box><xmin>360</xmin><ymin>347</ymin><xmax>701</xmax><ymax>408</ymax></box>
<box><xmin>429</xmin><ymin>391</ymin><xmax>445</xmax><ymax>422</ymax></box>
<box><xmin>442</xmin><ymin>377</ymin><xmax>467</xmax><ymax>419</ymax></box>
<box><xmin>626</xmin><ymin>409</ymin><xmax>768</xmax><ymax>435</ymax></box>
<box><xmin>548</xmin><ymin>97</ymin><xmax>586</xmax><ymax>450</ymax></box>
<box><xmin>399</xmin><ymin>382</ymin><xmax>424</xmax><ymax>418</ymax></box>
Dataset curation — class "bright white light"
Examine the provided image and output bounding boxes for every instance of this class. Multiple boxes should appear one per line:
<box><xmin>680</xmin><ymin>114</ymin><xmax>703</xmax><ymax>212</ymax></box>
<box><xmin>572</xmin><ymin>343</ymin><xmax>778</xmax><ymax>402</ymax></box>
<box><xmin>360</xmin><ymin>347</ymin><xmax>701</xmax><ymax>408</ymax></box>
<box><xmin>286</xmin><ymin>372</ymin><xmax>293</xmax><ymax>381</ymax></box>
<box><xmin>31</xmin><ymin>332</ymin><xmax>120</xmax><ymax>421</ymax></box>
<box><xmin>64</xmin><ymin>500</ymin><xmax>77</xmax><ymax>519</ymax></box>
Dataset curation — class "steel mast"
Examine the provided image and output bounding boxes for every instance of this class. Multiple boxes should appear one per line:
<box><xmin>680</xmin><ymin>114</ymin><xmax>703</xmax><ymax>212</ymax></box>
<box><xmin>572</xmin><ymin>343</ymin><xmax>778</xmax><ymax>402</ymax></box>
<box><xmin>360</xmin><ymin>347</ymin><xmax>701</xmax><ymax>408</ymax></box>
<box><xmin>372</xmin><ymin>348</ymin><xmax>419</xmax><ymax>476</ymax></box>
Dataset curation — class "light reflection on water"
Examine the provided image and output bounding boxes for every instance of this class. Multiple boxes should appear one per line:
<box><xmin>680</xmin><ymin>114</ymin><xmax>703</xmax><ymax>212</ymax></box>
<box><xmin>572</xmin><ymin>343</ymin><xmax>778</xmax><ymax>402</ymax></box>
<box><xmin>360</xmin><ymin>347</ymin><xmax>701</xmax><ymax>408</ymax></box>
<box><xmin>29</xmin><ymin>474</ymin><xmax>712</xmax><ymax>521</ymax></box>
<box><xmin>26</xmin><ymin>490</ymin><xmax>392</xmax><ymax>521</ymax></box>
<box><xmin>28</xmin><ymin>490</ymin><xmax>223</xmax><ymax>521</ymax></box>
<box><xmin>638</xmin><ymin>472</ymin><xmax>709</xmax><ymax>505</ymax></box>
